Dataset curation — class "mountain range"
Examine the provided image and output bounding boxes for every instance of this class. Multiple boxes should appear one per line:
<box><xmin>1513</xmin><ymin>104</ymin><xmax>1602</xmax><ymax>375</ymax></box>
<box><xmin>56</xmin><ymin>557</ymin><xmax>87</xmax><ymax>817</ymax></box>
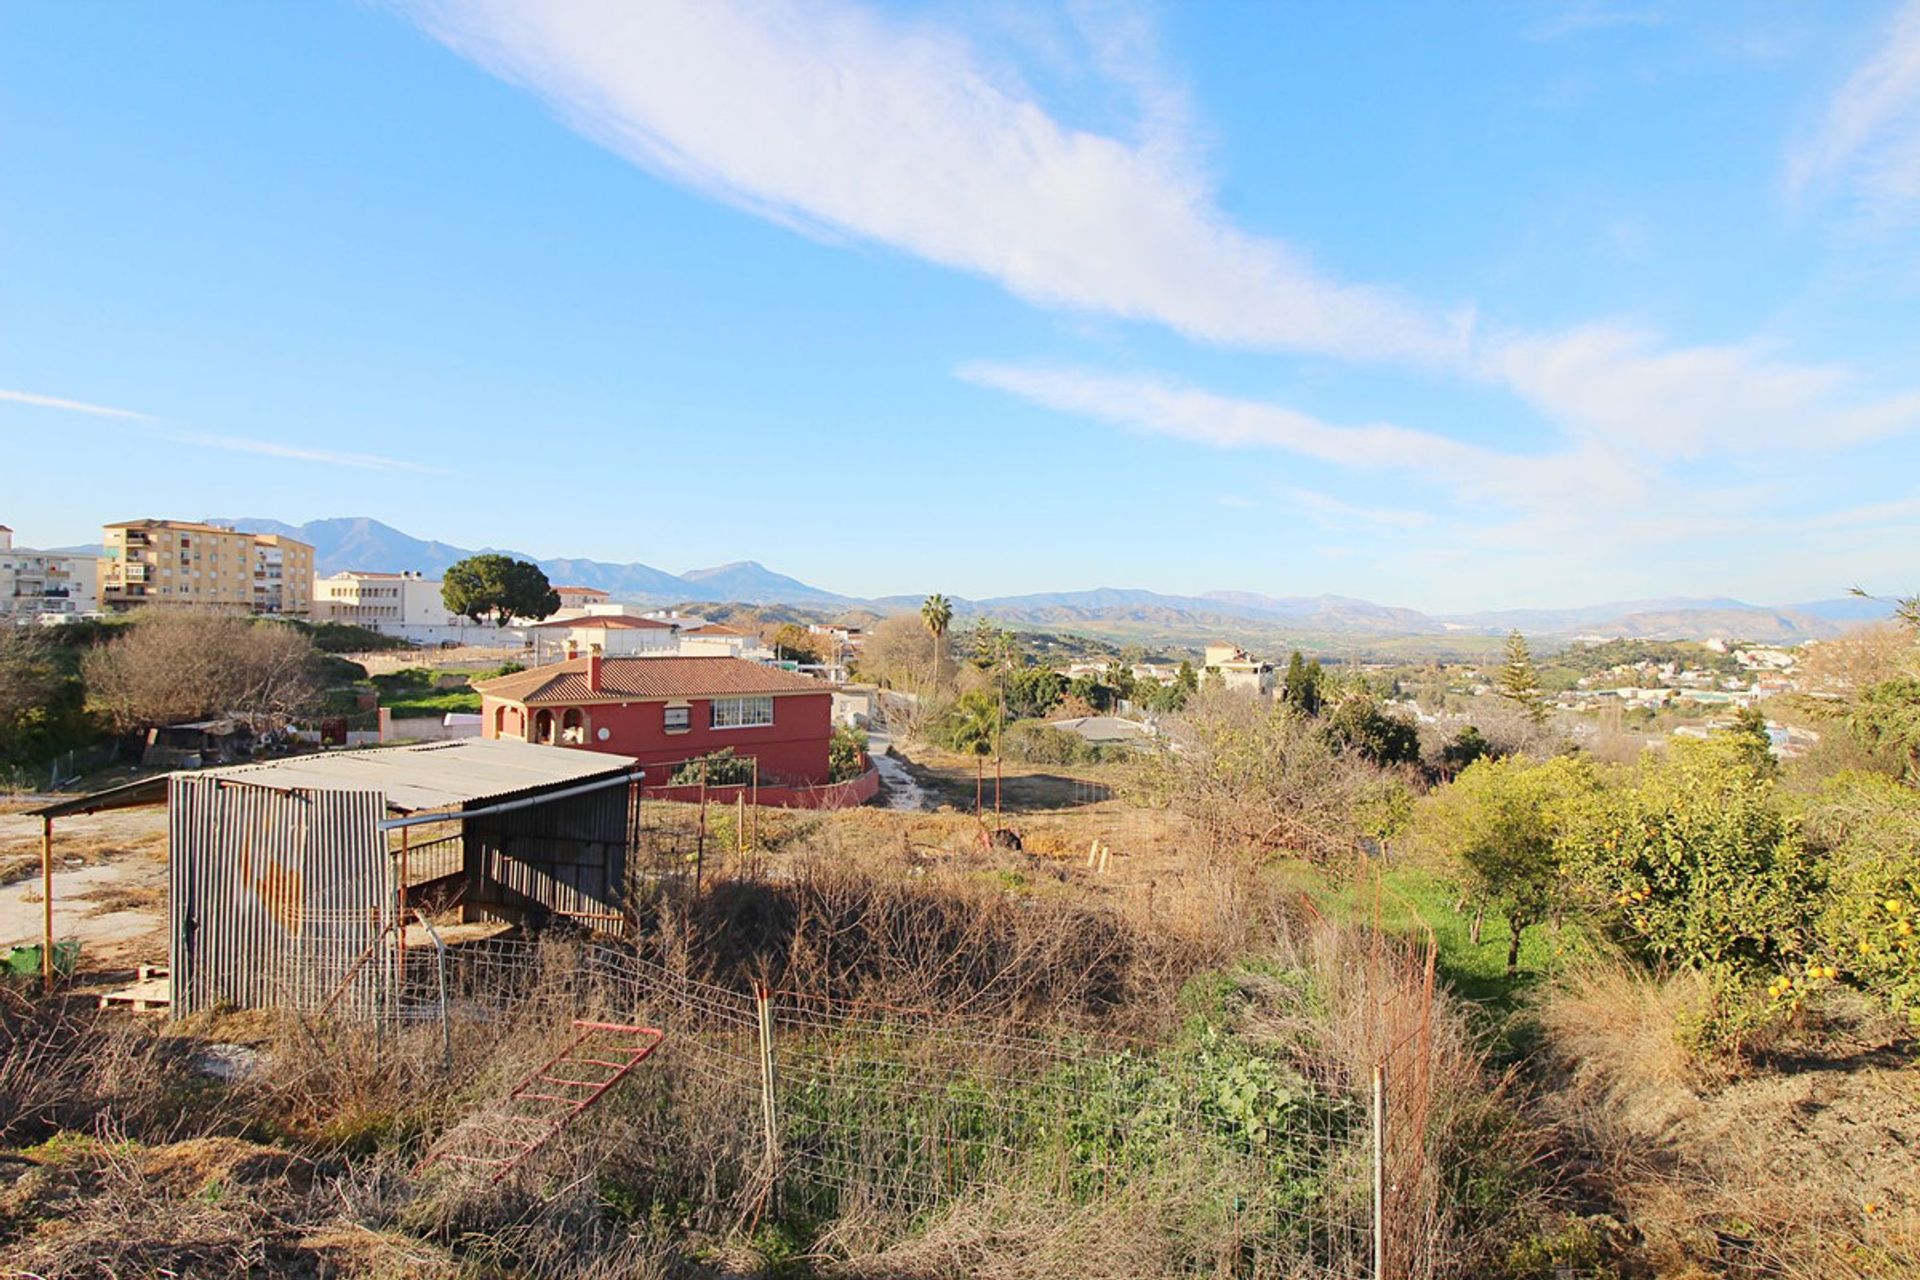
<box><xmin>214</xmin><ymin>516</ymin><xmax>1894</xmax><ymax>644</ymax></box>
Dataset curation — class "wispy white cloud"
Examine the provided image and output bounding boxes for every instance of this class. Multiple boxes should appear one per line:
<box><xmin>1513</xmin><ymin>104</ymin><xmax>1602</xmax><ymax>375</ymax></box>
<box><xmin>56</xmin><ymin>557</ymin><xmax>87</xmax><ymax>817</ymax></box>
<box><xmin>407</xmin><ymin>0</ymin><xmax>1461</xmax><ymax>364</ymax></box>
<box><xmin>1525</xmin><ymin>1</ymin><xmax>1667</xmax><ymax>43</ymax></box>
<box><xmin>1482</xmin><ymin>325</ymin><xmax>1920</xmax><ymax>458</ymax></box>
<box><xmin>169</xmin><ymin>432</ymin><xmax>447</xmax><ymax>475</ymax></box>
<box><xmin>0</xmin><ymin>387</ymin><xmax>153</xmax><ymax>421</ymax></box>
<box><xmin>957</xmin><ymin>360</ymin><xmax>1650</xmax><ymax>513</ymax></box>
<box><xmin>1787</xmin><ymin>0</ymin><xmax>1920</xmax><ymax>216</ymax></box>
<box><xmin>1</xmin><ymin>386</ymin><xmax>442</xmax><ymax>474</ymax></box>
<box><xmin>1280</xmin><ymin>486</ymin><xmax>1431</xmax><ymax>533</ymax></box>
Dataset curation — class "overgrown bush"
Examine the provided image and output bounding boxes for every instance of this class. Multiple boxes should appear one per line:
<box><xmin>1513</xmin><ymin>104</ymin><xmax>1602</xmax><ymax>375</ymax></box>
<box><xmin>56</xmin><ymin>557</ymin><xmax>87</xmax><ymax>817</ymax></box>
<box><xmin>1137</xmin><ymin>689</ymin><xmax>1368</xmax><ymax>860</ymax></box>
<box><xmin>81</xmin><ymin>610</ymin><xmax>323</xmax><ymax>734</ymax></box>
<box><xmin>0</xmin><ymin>625</ymin><xmax>94</xmax><ymax>769</ymax></box>
<box><xmin>829</xmin><ymin>724</ymin><xmax>868</xmax><ymax>782</ymax></box>
<box><xmin>1001</xmin><ymin>718</ymin><xmax>1106</xmax><ymax>766</ymax></box>
<box><xmin>1560</xmin><ymin>738</ymin><xmax>1819</xmax><ymax>1048</ymax></box>
<box><xmin>1805</xmin><ymin>772</ymin><xmax>1920</xmax><ymax>1020</ymax></box>
<box><xmin>669</xmin><ymin>747</ymin><xmax>754</xmax><ymax>786</ymax></box>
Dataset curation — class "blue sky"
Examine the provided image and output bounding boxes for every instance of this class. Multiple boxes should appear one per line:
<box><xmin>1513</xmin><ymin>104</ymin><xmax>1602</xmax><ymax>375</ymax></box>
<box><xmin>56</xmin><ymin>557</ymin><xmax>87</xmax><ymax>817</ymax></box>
<box><xmin>2</xmin><ymin>0</ymin><xmax>1917</xmax><ymax>611</ymax></box>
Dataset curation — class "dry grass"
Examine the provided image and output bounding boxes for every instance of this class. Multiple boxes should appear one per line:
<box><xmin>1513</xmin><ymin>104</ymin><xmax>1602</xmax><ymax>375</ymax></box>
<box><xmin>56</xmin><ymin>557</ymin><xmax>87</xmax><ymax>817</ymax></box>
<box><xmin>1534</xmin><ymin>960</ymin><xmax>1920</xmax><ymax>1278</ymax></box>
<box><xmin>2</xmin><ymin>802</ymin><xmax>1531</xmax><ymax>1280</ymax></box>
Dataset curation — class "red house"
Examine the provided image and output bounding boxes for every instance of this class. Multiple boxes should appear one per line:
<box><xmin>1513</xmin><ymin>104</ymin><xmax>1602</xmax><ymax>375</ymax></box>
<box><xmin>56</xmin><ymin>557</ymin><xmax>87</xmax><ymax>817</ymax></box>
<box><xmin>475</xmin><ymin>656</ymin><xmax>834</xmax><ymax>788</ymax></box>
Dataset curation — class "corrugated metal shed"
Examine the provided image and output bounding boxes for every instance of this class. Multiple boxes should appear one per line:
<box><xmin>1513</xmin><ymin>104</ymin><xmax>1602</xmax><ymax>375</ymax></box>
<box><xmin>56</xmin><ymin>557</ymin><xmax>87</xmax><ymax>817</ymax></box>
<box><xmin>170</xmin><ymin>777</ymin><xmax>392</xmax><ymax>1016</ymax></box>
<box><xmin>194</xmin><ymin>738</ymin><xmax>641</xmax><ymax>814</ymax></box>
<box><xmin>164</xmin><ymin>740</ymin><xmax>646</xmax><ymax>1019</ymax></box>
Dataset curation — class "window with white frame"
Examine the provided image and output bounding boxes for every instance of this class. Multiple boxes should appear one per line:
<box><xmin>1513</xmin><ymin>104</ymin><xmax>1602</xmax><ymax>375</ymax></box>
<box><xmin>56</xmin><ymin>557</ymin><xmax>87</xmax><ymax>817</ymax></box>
<box><xmin>709</xmin><ymin>695</ymin><xmax>774</xmax><ymax>729</ymax></box>
<box><xmin>663</xmin><ymin>704</ymin><xmax>691</xmax><ymax>731</ymax></box>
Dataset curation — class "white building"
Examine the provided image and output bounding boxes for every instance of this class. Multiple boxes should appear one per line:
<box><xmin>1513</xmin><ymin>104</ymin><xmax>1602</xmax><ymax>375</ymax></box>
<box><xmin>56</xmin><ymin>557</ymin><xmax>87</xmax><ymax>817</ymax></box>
<box><xmin>676</xmin><ymin>622</ymin><xmax>773</xmax><ymax>661</ymax></box>
<box><xmin>0</xmin><ymin>526</ymin><xmax>100</xmax><ymax>620</ymax></box>
<box><xmin>1203</xmin><ymin>643</ymin><xmax>1276</xmax><ymax>697</ymax></box>
<box><xmin>524</xmin><ymin>614</ymin><xmax>680</xmax><ymax>662</ymax></box>
<box><xmin>312</xmin><ymin>570</ymin><xmax>491</xmax><ymax>644</ymax></box>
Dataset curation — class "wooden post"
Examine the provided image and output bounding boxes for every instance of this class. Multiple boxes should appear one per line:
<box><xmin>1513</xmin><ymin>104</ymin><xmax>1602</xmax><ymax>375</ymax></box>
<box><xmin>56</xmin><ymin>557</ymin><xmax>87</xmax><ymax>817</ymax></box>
<box><xmin>695</xmin><ymin>761</ymin><xmax>709</xmax><ymax>892</ymax></box>
<box><xmin>749</xmin><ymin>756</ymin><xmax>760</xmax><ymax>852</ymax></box>
<box><xmin>1372</xmin><ymin>1060</ymin><xmax>1387</xmax><ymax>1280</ymax></box>
<box><xmin>40</xmin><ymin>816</ymin><xmax>54</xmax><ymax>993</ymax></box>
<box><xmin>994</xmin><ymin>678</ymin><xmax>1004</xmax><ymax>822</ymax></box>
<box><xmin>737</xmin><ymin>790</ymin><xmax>746</xmax><ymax>854</ymax></box>
<box><xmin>756</xmin><ymin>983</ymin><xmax>781</xmax><ymax>1213</ymax></box>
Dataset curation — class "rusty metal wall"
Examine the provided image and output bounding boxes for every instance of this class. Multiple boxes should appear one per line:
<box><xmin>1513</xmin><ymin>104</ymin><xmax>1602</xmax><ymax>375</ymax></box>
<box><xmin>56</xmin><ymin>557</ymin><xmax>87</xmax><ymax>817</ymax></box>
<box><xmin>459</xmin><ymin>780</ymin><xmax>633</xmax><ymax>929</ymax></box>
<box><xmin>168</xmin><ymin>777</ymin><xmax>393</xmax><ymax>1017</ymax></box>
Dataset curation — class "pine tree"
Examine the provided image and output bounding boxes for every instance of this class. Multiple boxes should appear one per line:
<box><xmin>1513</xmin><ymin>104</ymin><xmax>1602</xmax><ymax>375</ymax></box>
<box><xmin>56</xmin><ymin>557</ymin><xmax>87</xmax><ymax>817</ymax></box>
<box><xmin>1282</xmin><ymin>650</ymin><xmax>1322</xmax><ymax>715</ymax></box>
<box><xmin>1497</xmin><ymin>631</ymin><xmax>1547</xmax><ymax>725</ymax></box>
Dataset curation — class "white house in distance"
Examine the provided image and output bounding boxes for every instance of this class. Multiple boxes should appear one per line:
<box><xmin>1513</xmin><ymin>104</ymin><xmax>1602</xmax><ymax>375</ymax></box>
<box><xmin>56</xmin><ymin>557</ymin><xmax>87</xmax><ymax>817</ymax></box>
<box><xmin>677</xmin><ymin>621</ymin><xmax>771</xmax><ymax>660</ymax></box>
<box><xmin>0</xmin><ymin>525</ymin><xmax>100</xmax><ymax>620</ymax></box>
<box><xmin>524</xmin><ymin>614</ymin><xmax>680</xmax><ymax>662</ymax></box>
<box><xmin>1203</xmin><ymin>643</ymin><xmax>1276</xmax><ymax>696</ymax></box>
<box><xmin>553</xmin><ymin>585</ymin><xmax>610</xmax><ymax>611</ymax></box>
<box><xmin>312</xmin><ymin>570</ymin><xmax>494</xmax><ymax>645</ymax></box>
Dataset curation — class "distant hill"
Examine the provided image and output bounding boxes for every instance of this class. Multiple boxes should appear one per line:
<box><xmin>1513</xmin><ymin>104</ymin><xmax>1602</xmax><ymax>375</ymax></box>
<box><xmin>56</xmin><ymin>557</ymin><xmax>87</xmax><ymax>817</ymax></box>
<box><xmin>1787</xmin><ymin>596</ymin><xmax>1902</xmax><ymax>623</ymax></box>
<box><xmin>214</xmin><ymin>516</ymin><xmax>836</xmax><ymax>606</ymax></box>
<box><xmin>679</xmin><ymin>561</ymin><xmax>855</xmax><ymax>606</ymax></box>
<box><xmin>1440</xmin><ymin>596</ymin><xmax>1894</xmax><ymax>642</ymax></box>
<box><xmin>208</xmin><ymin>516</ymin><xmax>1893</xmax><ymax>645</ymax></box>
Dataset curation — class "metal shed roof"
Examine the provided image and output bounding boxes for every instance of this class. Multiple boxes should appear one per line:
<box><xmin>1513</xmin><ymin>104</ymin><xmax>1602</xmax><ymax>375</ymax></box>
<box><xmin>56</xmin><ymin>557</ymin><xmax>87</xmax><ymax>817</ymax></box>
<box><xmin>193</xmin><ymin>738</ymin><xmax>641</xmax><ymax>813</ymax></box>
<box><xmin>24</xmin><ymin>774</ymin><xmax>172</xmax><ymax>819</ymax></box>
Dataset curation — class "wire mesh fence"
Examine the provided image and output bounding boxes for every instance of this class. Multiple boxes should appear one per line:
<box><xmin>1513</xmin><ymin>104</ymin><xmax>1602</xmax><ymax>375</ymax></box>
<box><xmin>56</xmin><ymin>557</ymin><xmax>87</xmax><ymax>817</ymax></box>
<box><xmin>372</xmin><ymin>929</ymin><xmax>1429</xmax><ymax>1277</ymax></box>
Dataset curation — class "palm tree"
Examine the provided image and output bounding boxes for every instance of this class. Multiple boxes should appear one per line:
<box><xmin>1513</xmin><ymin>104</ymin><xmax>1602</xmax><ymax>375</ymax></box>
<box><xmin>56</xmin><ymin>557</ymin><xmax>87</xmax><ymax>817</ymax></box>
<box><xmin>921</xmin><ymin>593</ymin><xmax>953</xmax><ymax>688</ymax></box>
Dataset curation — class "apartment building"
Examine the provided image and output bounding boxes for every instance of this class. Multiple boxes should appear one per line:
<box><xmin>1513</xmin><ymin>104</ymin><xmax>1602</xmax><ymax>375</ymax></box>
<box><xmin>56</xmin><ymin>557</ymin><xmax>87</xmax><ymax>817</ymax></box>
<box><xmin>0</xmin><ymin>526</ymin><xmax>100</xmax><ymax>619</ymax></box>
<box><xmin>251</xmin><ymin>533</ymin><xmax>314</xmax><ymax>615</ymax></box>
<box><xmin>100</xmin><ymin>520</ymin><xmax>313</xmax><ymax>615</ymax></box>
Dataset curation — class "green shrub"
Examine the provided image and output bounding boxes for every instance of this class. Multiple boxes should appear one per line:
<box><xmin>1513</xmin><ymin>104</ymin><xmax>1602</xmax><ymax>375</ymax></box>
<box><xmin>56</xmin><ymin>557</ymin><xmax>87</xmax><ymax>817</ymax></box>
<box><xmin>1565</xmin><ymin>738</ymin><xmax>1815</xmax><ymax>979</ymax></box>
<box><xmin>1561</xmin><ymin>738</ymin><xmax>1821</xmax><ymax>1050</ymax></box>
<box><xmin>828</xmin><ymin>725</ymin><xmax>867</xmax><ymax>782</ymax></box>
<box><xmin>1001</xmin><ymin>719</ymin><xmax>1096</xmax><ymax>766</ymax></box>
<box><xmin>927</xmin><ymin>691</ymin><xmax>1000</xmax><ymax>755</ymax></box>
<box><xmin>670</xmin><ymin>748</ymin><xmax>754</xmax><ymax>786</ymax></box>
<box><xmin>1806</xmin><ymin>773</ymin><xmax>1920</xmax><ymax>1020</ymax></box>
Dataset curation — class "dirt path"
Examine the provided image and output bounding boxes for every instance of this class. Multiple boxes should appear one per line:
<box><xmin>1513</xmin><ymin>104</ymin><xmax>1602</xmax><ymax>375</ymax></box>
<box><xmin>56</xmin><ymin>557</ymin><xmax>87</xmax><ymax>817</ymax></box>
<box><xmin>866</xmin><ymin>731</ymin><xmax>931</xmax><ymax>810</ymax></box>
<box><xmin>0</xmin><ymin>807</ymin><xmax>169</xmax><ymax>963</ymax></box>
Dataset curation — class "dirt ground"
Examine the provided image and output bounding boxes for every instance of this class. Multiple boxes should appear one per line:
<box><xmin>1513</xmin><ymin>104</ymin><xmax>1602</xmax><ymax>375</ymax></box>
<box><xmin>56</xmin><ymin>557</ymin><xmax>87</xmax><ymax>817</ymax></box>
<box><xmin>0</xmin><ymin>805</ymin><xmax>169</xmax><ymax>968</ymax></box>
<box><xmin>883</xmin><ymin>740</ymin><xmax>1134</xmax><ymax>813</ymax></box>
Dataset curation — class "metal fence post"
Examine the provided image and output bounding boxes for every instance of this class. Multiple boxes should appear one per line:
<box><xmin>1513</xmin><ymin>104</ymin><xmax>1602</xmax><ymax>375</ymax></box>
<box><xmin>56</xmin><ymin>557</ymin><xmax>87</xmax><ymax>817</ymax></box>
<box><xmin>1372</xmin><ymin>1059</ymin><xmax>1388</xmax><ymax>1279</ymax></box>
<box><xmin>756</xmin><ymin>983</ymin><xmax>782</xmax><ymax>1214</ymax></box>
<box><xmin>416</xmin><ymin>913</ymin><xmax>451</xmax><ymax>1071</ymax></box>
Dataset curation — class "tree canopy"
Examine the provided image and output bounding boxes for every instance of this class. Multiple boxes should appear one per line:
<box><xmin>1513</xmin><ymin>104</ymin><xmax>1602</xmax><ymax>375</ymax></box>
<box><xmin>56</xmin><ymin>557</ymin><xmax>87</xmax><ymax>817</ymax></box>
<box><xmin>442</xmin><ymin>554</ymin><xmax>560</xmax><ymax>627</ymax></box>
<box><xmin>1281</xmin><ymin>651</ymin><xmax>1324</xmax><ymax>715</ymax></box>
<box><xmin>1420</xmin><ymin>754</ymin><xmax>1596</xmax><ymax>974</ymax></box>
<box><xmin>82</xmin><ymin>612</ymin><xmax>322</xmax><ymax>734</ymax></box>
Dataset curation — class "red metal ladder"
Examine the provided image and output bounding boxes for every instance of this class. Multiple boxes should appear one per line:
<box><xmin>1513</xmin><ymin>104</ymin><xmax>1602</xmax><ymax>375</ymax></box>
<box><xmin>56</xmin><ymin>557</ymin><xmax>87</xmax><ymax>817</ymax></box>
<box><xmin>417</xmin><ymin>1019</ymin><xmax>665</xmax><ymax>1185</ymax></box>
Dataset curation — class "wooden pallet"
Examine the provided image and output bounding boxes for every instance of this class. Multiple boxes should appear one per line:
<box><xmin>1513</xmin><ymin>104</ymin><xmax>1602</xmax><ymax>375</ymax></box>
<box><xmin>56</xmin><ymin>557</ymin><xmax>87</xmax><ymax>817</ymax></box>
<box><xmin>417</xmin><ymin>1019</ymin><xmax>664</xmax><ymax>1185</ymax></box>
<box><xmin>98</xmin><ymin>976</ymin><xmax>170</xmax><ymax>1012</ymax></box>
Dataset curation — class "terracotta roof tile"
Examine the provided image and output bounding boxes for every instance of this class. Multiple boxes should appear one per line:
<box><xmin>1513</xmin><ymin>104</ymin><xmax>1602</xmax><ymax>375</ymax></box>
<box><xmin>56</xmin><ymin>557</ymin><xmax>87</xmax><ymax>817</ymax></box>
<box><xmin>476</xmin><ymin>656</ymin><xmax>828</xmax><ymax>705</ymax></box>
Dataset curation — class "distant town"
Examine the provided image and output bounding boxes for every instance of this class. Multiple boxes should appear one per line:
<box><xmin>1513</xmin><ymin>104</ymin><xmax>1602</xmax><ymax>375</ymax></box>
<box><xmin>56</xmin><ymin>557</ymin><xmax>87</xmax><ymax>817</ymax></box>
<box><xmin>0</xmin><ymin>516</ymin><xmax>1865</xmax><ymax>778</ymax></box>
